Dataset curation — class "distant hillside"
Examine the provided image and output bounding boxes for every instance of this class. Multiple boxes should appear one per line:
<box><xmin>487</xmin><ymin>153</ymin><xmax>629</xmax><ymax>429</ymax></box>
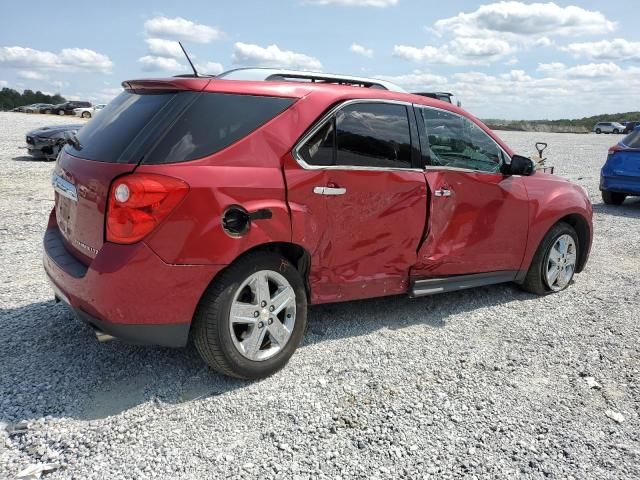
<box><xmin>484</xmin><ymin>112</ymin><xmax>640</xmax><ymax>134</ymax></box>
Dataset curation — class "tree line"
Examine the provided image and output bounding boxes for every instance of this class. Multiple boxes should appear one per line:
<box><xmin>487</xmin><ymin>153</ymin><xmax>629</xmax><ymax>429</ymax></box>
<box><xmin>0</xmin><ymin>88</ymin><xmax>66</xmax><ymax>110</ymax></box>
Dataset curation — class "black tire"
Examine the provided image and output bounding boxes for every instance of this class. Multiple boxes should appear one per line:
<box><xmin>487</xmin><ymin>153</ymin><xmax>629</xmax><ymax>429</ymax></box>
<box><xmin>595</xmin><ymin>128</ymin><xmax>601</xmax><ymax>134</ymax></box>
<box><xmin>613</xmin><ymin>129</ymin><xmax>619</xmax><ymax>134</ymax></box>
<box><xmin>601</xmin><ymin>191</ymin><xmax>626</xmax><ymax>205</ymax></box>
<box><xmin>81</xmin><ymin>111</ymin><xmax>91</xmax><ymax>119</ymax></box>
<box><xmin>193</xmin><ymin>251</ymin><xmax>308</xmax><ymax>379</ymax></box>
<box><xmin>520</xmin><ymin>222</ymin><xmax>579</xmax><ymax>295</ymax></box>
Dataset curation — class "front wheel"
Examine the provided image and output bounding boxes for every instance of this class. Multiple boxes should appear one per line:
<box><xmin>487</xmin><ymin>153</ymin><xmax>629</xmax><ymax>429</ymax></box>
<box><xmin>193</xmin><ymin>252</ymin><xmax>307</xmax><ymax>379</ymax></box>
<box><xmin>58</xmin><ymin>110</ymin><xmax>65</xmax><ymax>116</ymax></box>
<box><xmin>81</xmin><ymin>111</ymin><xmax>91</xmax><ymax>118</ymax></box>
<box><xmin>602</xmin><ymin>191</ymin><xmax>626</xmax><ymax>205</ymax></box>
<box><xmin>521</xmin><ymin>222</ymin><xmax>579</xmax><ymax>295</ymax></box>
<box><xmin>613</xmin><ymin>129</ymin><xmax>620</xmax><ymax>134</ymax></box>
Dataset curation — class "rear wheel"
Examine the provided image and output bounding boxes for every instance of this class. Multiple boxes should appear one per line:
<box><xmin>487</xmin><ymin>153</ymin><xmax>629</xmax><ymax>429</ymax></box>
<box><xmin>193</xmin><ymin>252</ymin><xmax>307</xmax><ymax>379</ymax></box>
<box><xmin>58</xmin><ymin>110</ymin><xmax>64</xmax><ymax>116</ymax></box>
<box><xmin>602</xmin><ymin>191</ymin><xmax>626</xmax><ymax>205</ymax></box>
<box><xmin>595</xmin><ymin>128</ymin><xmax>602</xmax><ymax>134</ymax></box>
<box><xmin>521</xmin><ymin>222</ymin><xmax>579</xmax><ymax>295</ymax></box>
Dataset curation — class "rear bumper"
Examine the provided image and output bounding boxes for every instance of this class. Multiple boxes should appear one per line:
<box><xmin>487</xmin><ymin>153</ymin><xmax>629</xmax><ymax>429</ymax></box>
<box><xmin>600</xmin><ymin>175</ymin><xmax>640</xmax><ymax>195</ymax></box>
<box><xmin>44</xmin><ymin>224</ymin><xmax>222</xmax><ymax>347</ymax></box>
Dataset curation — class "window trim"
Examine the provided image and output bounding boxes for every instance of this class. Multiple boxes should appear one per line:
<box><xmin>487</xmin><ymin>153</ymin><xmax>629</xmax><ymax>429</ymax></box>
<box><xmin>293</xmin><ymin>99</ymin><xmax>424</xmax><ymax>172</ymax></box>
<box><xmin>414</xmin><ymin>104</ymin><xmax>511</xmax><ymax>175</ymax></box>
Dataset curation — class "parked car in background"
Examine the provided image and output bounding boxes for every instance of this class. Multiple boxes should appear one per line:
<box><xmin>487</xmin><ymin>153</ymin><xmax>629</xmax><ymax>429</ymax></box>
<box><xmin>44</xmin><ymin>69</ymin><xmax>592</xmax><ymax>379</ymax></box>
<box><xmin>25</xmin><ymin>124</ymin><xmax>83</xmax><ymax>160</ymax></box>
<box><xmin>51</xmin><ymin>101</ymin><xmax>92</xmax><ymax>116</ymax></box>
<box><xmin>24</xmin><ymin>103</ymin><xmax>52</xmax><ymax>113</ymax></box>
<box><xmin>593</xmin><ymin>122</ymin><xmax>625</xmax><ymax>134</ymax></box>
<box><xmin>623</xmin><ymin>121</ymin><xmax>640</xmax><ymax>134</ymax></box>
<box><xmin>74</xmin><ymin>104</ymin><xmax>106</xmax><ymax>118</ymax></box>
<box><xmin>600</xmin><ymin>126</ymin><xmax>640</xmax><ymax>205</ymax></box>
<box><xmin>37</xmin><ymin>104</ymin><xmax>56</xmax><ymax>114</ymax></box>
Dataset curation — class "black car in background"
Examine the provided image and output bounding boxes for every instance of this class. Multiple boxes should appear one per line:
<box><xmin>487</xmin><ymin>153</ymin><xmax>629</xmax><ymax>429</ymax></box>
<box><xmin>25</xmin><ymin>124</ymin><xmax>83</xmax><ymax>160</ymax></box>
<box><xmin>623</xmin><ymin>121</ymin><xmax>640</xmax><ymax>134</ymax></box>
<box><xmin>51</xmin><ymin>101</ymin><xmax>92</xmax><ymax>116</ymax></box>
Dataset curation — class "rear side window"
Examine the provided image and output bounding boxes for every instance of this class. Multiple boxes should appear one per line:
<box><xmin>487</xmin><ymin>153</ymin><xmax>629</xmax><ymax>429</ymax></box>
<box><xmin>336</xmin><ymin>103</ymin><xmax>412</xmax><ymax>169</ymax></box>
<box><xmin>298</xmin><ymin>118</ymin><xmax>335</xmax><ymax>166</ymax></box>
<box><xmin>66</xmin><ymin>91</ymin><xmax>294</xmax><ymax>164</ymax></box>
<box><xmin>622</xmin><ymin>129</ymin><xmax>640</xmax><ymax>148</ymax></box>
<box><xmin>297</xmin><ymin>102</ymin><xmax>414</xmax><ymax>169</ymax></box>
<box><xmin>145</xmin><ymin>93</ymin><xmax>293</xmax><ymax>164</ymax></box>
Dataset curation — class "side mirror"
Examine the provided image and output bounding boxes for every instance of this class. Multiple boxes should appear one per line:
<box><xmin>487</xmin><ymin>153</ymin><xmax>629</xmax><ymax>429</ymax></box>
<box><xmin>503</xmin><ymin>154</ymin><xmax>535</xmax><ymax>176</ymax></box>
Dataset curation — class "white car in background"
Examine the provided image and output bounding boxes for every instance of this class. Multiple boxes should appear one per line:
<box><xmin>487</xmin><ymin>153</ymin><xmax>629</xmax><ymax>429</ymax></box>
<box><xmin>593</xmin><ymin>122</ymin><xmax>625</xmax><ymax>134</ymax></box>
<box><xmin>73</xmin><ymin>104</ymin><xmax>106</xmax><ymax>119</ymax></box>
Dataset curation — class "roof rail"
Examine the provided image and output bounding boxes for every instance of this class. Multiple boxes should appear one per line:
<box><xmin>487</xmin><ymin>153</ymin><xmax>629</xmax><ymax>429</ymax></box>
<box><xmin>216</xmin><ymin>68</ymin><xmax>407</xmax><ymax>93</ymax></box>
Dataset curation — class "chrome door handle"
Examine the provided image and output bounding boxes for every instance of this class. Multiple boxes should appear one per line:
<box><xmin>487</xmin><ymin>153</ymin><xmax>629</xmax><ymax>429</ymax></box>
<box><xmin>434</xmin><ymin>188</ymin><xmax>451</xmax><ymax>197</ymax></box>
<box><xmin>313</xmin><ymin>186</ymin><xmax>347</xmax><ymax>196</ymax></box>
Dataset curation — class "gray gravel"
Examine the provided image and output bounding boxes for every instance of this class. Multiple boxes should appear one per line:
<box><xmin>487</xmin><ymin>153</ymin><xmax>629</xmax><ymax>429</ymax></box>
<box><xmin>1</xmin><ymin>112</ymin><xmax>639</xmax><ymax>479</ymax></box>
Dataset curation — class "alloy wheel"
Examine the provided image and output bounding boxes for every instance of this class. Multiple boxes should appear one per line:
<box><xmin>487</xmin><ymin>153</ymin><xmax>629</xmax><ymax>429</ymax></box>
<box><xmin>228</xmin><ymin>270</ymin><xmax>296</xmax><ymax>361</ymax></box>
<box><xmin>545</xmin><ymin>234</ymin><xmax>577</xmax><ymax>291</ymax></box>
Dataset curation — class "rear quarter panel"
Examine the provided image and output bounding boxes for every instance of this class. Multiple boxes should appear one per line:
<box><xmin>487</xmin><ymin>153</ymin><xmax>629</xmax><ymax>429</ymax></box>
<box><xmin>139</xmin><ymin>93</ymin><xmax>330</xmax><ymax>265</ymax></box>
<box><xmin>520</xmin><ymin>172</ymin><xmax>593</xmax><ymax>274</ymax></box>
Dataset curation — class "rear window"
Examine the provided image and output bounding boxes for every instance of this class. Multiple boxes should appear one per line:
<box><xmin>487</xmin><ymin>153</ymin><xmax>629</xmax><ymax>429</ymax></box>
<box><xmin>66</xmin><ymin>91</ymin><xmax>294</xmax><ymax>164</ymax></box>
<box><xmin>622</xmin><ymin>129</ymin><xmax>640</xmax><ymax>148</ymax></box>
<box><xmin>145</xmin><ymin>93</ymin><xmax>294</xmax><ymax>164</ymax></box>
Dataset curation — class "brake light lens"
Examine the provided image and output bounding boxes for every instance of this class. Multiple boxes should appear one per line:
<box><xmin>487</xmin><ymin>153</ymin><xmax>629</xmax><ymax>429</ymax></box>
<box><xmin>106</xmin><ymin>173</ymin><xmax>189</xmax><ymax>244</ymax></box>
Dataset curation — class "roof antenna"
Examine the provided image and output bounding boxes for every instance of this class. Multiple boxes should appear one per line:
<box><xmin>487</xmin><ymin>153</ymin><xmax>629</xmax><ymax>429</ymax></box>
<box><xmin>178</xmin><ymin>41</ymin><xmax>199</xmax><ymax>77</ymax></box>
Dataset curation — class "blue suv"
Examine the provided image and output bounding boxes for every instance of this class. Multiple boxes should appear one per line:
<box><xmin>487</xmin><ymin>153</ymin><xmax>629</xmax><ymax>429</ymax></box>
<box><xmin>600</xmin><ymin>126</ymin><xmax>640</xmax><ymax>205</ymax></box>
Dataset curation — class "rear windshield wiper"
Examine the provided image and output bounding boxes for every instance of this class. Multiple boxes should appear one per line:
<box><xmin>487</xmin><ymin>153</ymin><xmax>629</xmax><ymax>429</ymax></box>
<box><xmin>64</xmin><ymin>131</ymin><xmax>83</xmax><ymax>151</ymax></box>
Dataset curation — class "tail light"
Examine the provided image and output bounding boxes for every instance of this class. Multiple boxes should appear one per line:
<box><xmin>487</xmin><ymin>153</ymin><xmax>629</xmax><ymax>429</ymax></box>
<box><xmin>106</xmin><ymin>173</ymin><xmax>189</xmax><ymax>244</ymax></box>
<box><xmin>608</xmin><ymin>144</ymin><xmax>624</xmax><ymax>155</ymax></box>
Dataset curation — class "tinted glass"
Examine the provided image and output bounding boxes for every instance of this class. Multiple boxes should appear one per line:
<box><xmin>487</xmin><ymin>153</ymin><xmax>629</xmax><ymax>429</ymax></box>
<box><xmin>299</xmin><ymin>118</ymin><xmax>335</xmax><ymax>166</ymax></box>
<box><xmin>335</xmin><ymin>103</ymin><xmax>412</xmax><ymax>168</ymax></box>
<box><xmin>420</xmin><ymin>108</ymin><xmax>502</xmax><ymax>173</ymax></box>
<box><xmin>622</xmin><ymin>129</ymin><xmax>640</xmax><ymax>148</ymax></box>
<box><xmin>145</xmin><ymin>93</ymin><xmax>294</xmax><ymax>164</ymax></box>
<box><xmin>66</xmin><ymin>91</ymin><xmax>177</xmax><ymax>162</ymax></box>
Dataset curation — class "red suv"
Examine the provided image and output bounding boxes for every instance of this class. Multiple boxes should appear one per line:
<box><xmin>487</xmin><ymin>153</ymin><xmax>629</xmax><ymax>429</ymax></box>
<box><xmin>44</xmin><ymin>69</ymin><xmax>592</xmax><ymax>379</ymax></box>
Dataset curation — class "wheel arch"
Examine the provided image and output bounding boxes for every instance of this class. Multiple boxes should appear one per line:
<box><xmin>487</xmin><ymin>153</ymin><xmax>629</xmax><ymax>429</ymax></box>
<box><xmin>556</xmin><ymin>213</ymin><xmax>591</xmax><ymax>273</ymax></box>
<box><xmin>201</xmin><ymin>241</ymin><xmax>312</xmax><ymax>302</ymax></box>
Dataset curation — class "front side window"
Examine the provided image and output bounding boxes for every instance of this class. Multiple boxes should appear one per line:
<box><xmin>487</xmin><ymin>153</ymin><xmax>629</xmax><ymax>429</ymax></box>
<box><xmin>297</xmin><ymin>102</ymin><xmax>414</xmax><ymax>169</ymax></box>
<box><xmin>419</xmin><ymin>107</ymin><xmax>502</xmax><ymax>173</ymax></box>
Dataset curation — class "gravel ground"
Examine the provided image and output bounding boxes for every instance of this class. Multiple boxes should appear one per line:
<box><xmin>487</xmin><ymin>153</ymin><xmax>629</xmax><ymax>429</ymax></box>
<box><xmin>1</xmin><ymin>112</ymin><xmax>639</xmax><ymax>479</ymax></box>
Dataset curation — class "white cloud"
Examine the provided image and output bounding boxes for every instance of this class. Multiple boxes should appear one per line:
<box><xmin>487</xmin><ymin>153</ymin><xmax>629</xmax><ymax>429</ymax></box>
<box><xmin>374</xmin><ymin>71</ymin><xmax>448</xmax><ymax>91</ymax></box>
<box><xmin>537</xmin><ymin>62</ymin><xmax>565</xmax><ymax>74</ymax></box>
<box><xmin>0</xmin><ymin>46</ymin><xmax>113</xmax><ymax>73</ymax></box>
<box><xmin>433</xmin><ymin>2</ymin><xmax>615</xmax><ymax>39</ymax></box>
<box><xmin>350</xmin><ymin>43</ymin><xmax>373</xmax><ymax>58</ymax></box>
<box><xmin>145</xmin><ymin>38</ymin><xmax>183</xmax><ymax>58</ymax></box>
<box><xmin>144</xmin><ymin>16</ymin><xmax>223</xmax><ymax>44</ymax></box>
<box><xmin>232</xmin><ymin>42</ymin><xmax>322</xmax><ymax>70</ymax></box>
<box><xmin>195</xmin><ymin>61</ymin><xmax>224</xmax><ymax>75</ymax></box>
<box><xmin>563</xmin><ymin>38</ymin><xmax>640</xmax><ymax>62</ymax></box>
<box><xmin>50</xmin><ymin>80</ymin><xmax>69</xmax><ymax>89</ymax></box>
<box><xmin>394</xmin><ymin>37</ymin><xmax>516</xmax><ymax>66</ymax></box>
<box><xmin>138</xmin><ymin>55</ymin><xmax>184</xmax><ymax>72</ymax></box>
<box><xmin>306</xmin><ymin>0</ymin><xmax>397</xmax><ymax>6</ymax></box>
<box><xmin>17</xmin><ymin>70</ymin><xmax>48</xmax><ymax>80</ymax></box>
<box><xmin>0</xmin><ymin>80</ymin><xmax>7</xmax><ymax>87</ymax></box>
<box><xmin>564</xmin><ymin>62</ymin><xmax>622</xmax><ymax>78</ymax></box>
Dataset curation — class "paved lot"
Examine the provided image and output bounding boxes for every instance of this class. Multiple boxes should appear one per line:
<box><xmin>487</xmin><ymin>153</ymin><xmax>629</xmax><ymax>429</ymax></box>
<box><xmin>1</xmin><ymin>112</ymin><xmax>639</xmax><ymax>479</ymax></box>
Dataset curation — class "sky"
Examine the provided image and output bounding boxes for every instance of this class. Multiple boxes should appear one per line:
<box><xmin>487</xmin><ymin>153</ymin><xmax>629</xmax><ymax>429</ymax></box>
<box><xmin>1</xmin><ymin>0</ymin><xmax>638</xmax><ymax>120</ymax></box>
